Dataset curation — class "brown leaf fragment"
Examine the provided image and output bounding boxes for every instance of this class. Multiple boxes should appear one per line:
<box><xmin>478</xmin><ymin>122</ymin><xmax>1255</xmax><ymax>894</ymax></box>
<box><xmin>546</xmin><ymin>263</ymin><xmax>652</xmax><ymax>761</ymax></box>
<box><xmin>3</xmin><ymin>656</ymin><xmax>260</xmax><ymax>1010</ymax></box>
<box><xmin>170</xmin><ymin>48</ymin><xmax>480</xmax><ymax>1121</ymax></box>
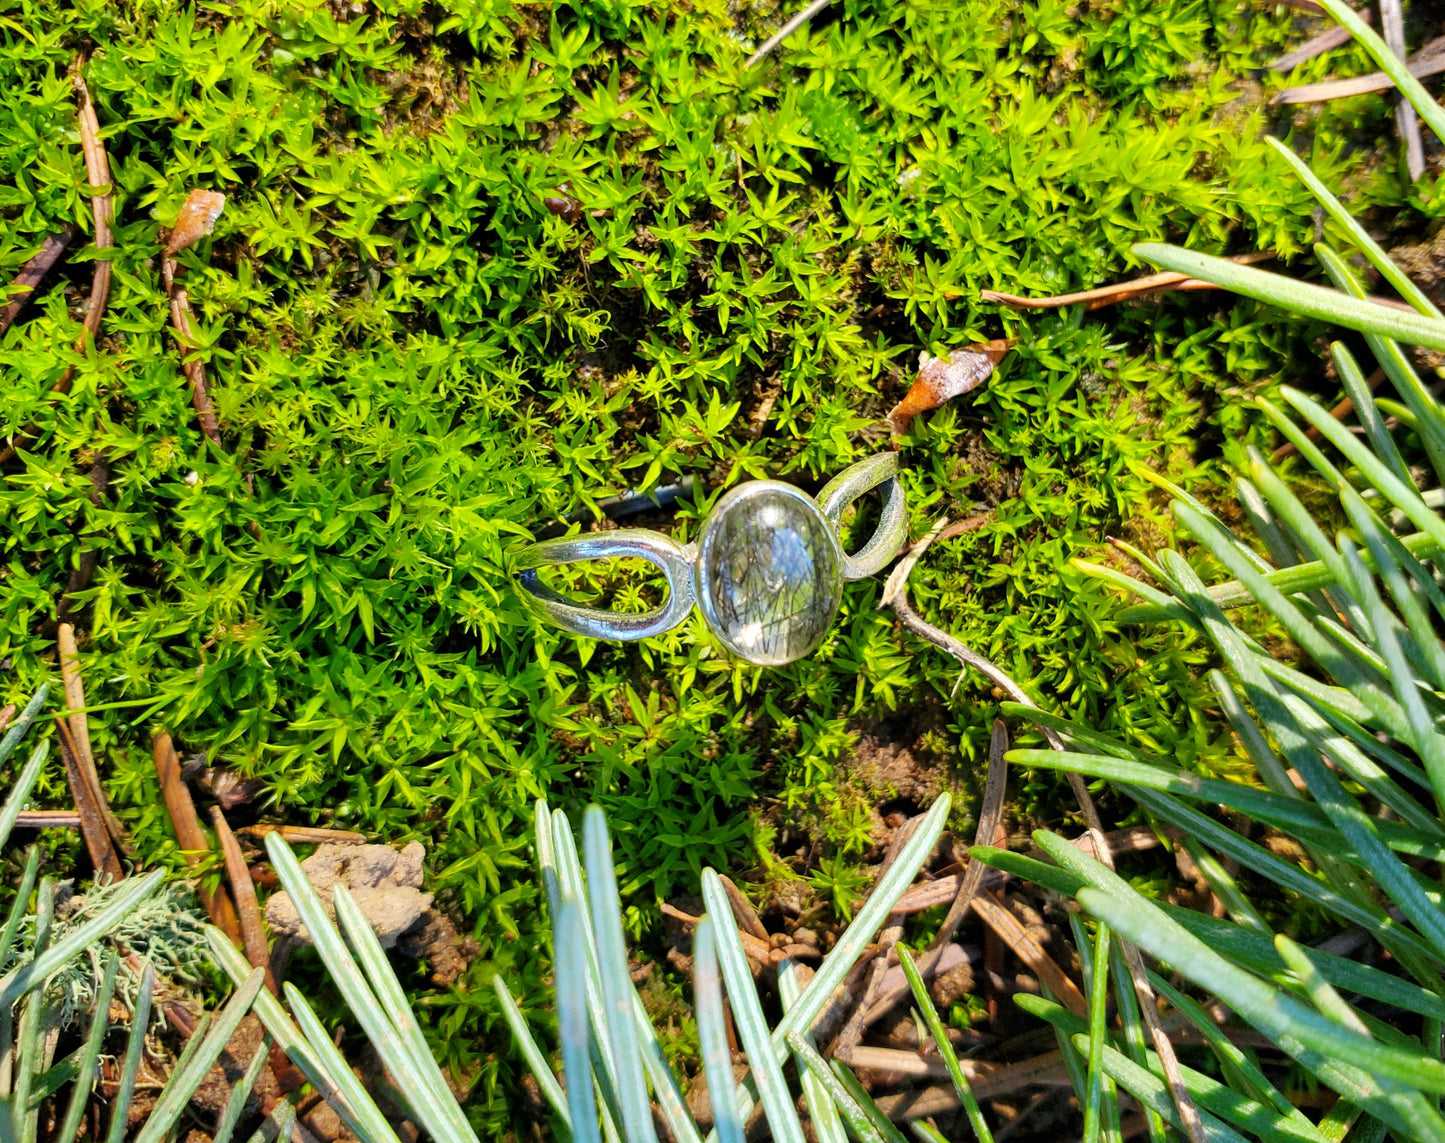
<box><xmin>165</xmin><ymin>189</ymin><xmax>226</xmax><ymax>257</ymax></box>
<box><xmin>0</xmin><ymin>225</ymin><xmax>79</xmax><ymax>338</ymax></box>
<box><xmin>55</xmin><ymin>717</ymin><xmax>124</xmax><ymax>883</ymax></box>
<box><xmin>153</xmin><ymin>730</ymin><xmax>244</xmax><ymax>944</ymax></box>
<box><xmin>0</xmin><ymin>704</ymin><xmax>13</xmax><ymax>736</ymax></box>
<box><xmin>887</xmin><ymin>339</ymin><xmax>1013</xmax><ymax>434</ymax></box>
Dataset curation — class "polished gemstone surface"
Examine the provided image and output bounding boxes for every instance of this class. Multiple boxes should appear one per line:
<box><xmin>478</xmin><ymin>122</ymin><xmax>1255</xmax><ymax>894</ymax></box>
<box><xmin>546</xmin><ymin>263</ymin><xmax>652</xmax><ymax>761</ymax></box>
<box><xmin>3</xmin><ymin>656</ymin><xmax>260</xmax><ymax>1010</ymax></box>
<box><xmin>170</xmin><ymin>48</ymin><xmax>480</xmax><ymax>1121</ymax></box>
<box><xmin>695</xmin><ymin>483</ymin><xmax>843</xmax><ymax>666</ymax></box>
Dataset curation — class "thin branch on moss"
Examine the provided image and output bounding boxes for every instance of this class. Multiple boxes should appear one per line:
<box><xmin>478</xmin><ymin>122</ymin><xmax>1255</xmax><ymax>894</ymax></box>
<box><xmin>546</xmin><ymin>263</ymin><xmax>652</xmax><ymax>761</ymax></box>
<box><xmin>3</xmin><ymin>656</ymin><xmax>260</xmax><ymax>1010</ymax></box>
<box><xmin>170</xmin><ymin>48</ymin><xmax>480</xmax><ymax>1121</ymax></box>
<box><xmin>0</xmin><ymin>69</ymin><xmax>113</xmax><ymax>466</ymax></box>
<box><xmin>0</xmin><ymin>225</ymin><xmax>78</xmax><ymax>338</ymax></box>
<box><xmin>883</xmin><ymin>518</ymin><xmax>1207</xmax><ymax>1143</ymax></box>
<box><xmin>744</xmin><ymin>0</ymin><xmax>834</xmax><ymax>67</ymax></box>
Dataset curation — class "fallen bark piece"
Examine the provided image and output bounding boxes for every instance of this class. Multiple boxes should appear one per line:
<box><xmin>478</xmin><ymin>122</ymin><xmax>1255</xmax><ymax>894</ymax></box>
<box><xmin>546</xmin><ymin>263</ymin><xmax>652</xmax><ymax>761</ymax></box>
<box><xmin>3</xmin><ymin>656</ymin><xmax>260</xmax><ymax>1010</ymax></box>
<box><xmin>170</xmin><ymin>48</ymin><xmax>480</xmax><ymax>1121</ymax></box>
<box><xmin>153</xmin><ymin>730</ymin><xmax>244</xmax><ymax>943</ymax></box>
<box><xmin>265</xmin><ymin>841</ymin><xmax>432</xmax><ymax>948</ymax></box>
<box><xmin>887</xmin><ymin>340</ymin><xmax>1013</xmax><ymax>434</ymax></box>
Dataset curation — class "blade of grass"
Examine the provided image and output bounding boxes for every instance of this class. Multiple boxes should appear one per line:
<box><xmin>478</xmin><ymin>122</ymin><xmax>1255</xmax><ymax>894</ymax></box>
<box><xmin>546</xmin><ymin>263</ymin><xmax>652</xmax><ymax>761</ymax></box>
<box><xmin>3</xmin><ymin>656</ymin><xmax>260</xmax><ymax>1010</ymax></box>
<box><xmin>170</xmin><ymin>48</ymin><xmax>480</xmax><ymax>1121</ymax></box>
<box><xmin>1264</xmin><ymin>141</ymin><xmax>1442</xmax><ymax>319</ymax></box>
<box><xmin>56</xmin><ymin>950</ymin><xmax>118</xmax><ymax>1143</ymax></box>
<box><xmin>0</xmin><ymin>688</ymin><xmax>47</xmax><ymax>772</ymax></box>
<box><xmin>556</xmin><ymin>899</ymin><xmax>598</xmax><ymax>1143</ymax></box>
<box><xmin>704</xmin><ymin>794</ymin><xmax>952</xmax><ymax>1143</ymax></box>
<box><xmin>104</xmin><ymin>963</ymin><xmax>153</xmax><ymax>1143</ymax></box>
<box><xmin>897</xmin><ymin>946</ymin><xmax>993</xmax><ymax>1143</ymax></box>
<box><xmin>828</xmin><ymin>1062</ymin><xmax>911</xmax><ymax>1143</ymax></box>
<box><xmin>1132</xmin><ymin>244</ymin><xmax>1445</xmax><ymax>350</ymax></box>
<box><xmin>1075</xmin><ymin>886</ymin><xmax>1445</xmax><ymax>1094</ymax></box>
<box><xmin>205</xmin><ymin>926</ymin><xmax>379</xmax><ymax>1140</ymax></box>
<box><xmin>266</xmin><ymin>834</ymin><xmax>466</xmax><ymax>1143</ymax></box>
<box><xmin>214</xmin><ymin>1031</ymin><xmax>273</xmax><ymax>1143</ymax></box>
<box><xmin>582</xmin><ymin>807</ymin><xmax>660</xmax><ymax>1143</ymax></box>
<box><xmin>331</xmin><ymin>884</ymin><xmax>481</xmax><ymax>1143</ymax></box>
<box><xmin>779</xmin><ymin>958</ymin><xmax>846</xmax><ymax>1143</ymax></box>
<box><xmin>284</xmin><ymin>983</ymin><xmax>405</xmax><ymax>1143</ymax></box>
<box><xmin>1307</xmin><ymin>0</ymin><xmax>1445</xmax><ymax>141</ymax></box>
<box><xmin>700</xmin><ymin>885</ymin><xmax>806</xmax><ymax>1143</ymax></box>
<box><xmin>693</xmin><ymin>918</ymin><xmax>745</xmax><ymax>1143</ymax></box>
<box><xmin>786</xmin><ymin>1032</ymin><xmax>886</xmax><ymax>1143</ymax></box>
<box><xmin>133</xmin><ymin>969</ymin><xmax>266</xmax><ymax>1143</ymax></box>
<box><xmin>494</xmin><ymin>978</ymin><xmax>571</xmax><ymax>1124</ymax></box>
<box><xmin>0</xmin><ymin>848</ymin><xmax>40</xmax><ymax>970</ymax></box>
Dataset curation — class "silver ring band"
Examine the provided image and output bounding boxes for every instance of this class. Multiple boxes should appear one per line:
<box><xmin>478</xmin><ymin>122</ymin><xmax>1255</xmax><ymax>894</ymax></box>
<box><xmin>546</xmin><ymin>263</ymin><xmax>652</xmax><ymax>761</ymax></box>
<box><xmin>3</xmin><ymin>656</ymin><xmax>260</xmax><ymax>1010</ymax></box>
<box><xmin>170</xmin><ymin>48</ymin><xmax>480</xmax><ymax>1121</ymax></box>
<box><xmin>512</xmin><ymin>454</ymin><xmax>907</xmax><ymax>666</ymax></box>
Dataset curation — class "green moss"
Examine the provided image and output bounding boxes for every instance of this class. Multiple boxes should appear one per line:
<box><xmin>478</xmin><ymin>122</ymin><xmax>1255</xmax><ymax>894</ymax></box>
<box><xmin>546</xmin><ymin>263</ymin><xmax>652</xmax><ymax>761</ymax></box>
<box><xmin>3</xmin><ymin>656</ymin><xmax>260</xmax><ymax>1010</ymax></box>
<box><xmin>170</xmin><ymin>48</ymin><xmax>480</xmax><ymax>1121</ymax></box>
<box><xmin>0</xmin><ymin>0</ymin><xmax>1416</xmax><ymax>1131</ymax></box>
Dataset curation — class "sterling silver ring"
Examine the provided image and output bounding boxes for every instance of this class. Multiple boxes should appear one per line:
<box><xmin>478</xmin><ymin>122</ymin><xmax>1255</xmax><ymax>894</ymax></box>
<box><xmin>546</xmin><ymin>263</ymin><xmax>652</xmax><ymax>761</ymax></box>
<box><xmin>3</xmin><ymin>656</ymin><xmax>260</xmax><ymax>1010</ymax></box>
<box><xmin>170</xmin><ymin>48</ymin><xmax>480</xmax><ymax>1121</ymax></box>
<box><xmin>513</xmin><ymin>453</ymin><xmax>907</xmax><ymax>666</ymax></box>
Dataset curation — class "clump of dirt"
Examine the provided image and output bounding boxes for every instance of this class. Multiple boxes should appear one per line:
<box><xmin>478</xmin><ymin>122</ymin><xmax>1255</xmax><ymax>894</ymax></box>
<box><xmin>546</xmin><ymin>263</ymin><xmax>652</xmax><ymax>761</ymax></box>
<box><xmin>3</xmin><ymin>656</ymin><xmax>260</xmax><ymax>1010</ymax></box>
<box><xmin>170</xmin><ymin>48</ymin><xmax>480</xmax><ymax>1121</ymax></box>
<box><xmin>850</xmin><ymin>706</ymin><xmax>952</xmax><ymax>810</ymax></box>
<box><xmin>397</xmin><ymin>908</ymin><xmax>480</xmax><ymax>986</ymax></box>
<box><xmin>266</xmin><ymin>841</ymin><xmax>431</xmax><ymax>948</ymax></box>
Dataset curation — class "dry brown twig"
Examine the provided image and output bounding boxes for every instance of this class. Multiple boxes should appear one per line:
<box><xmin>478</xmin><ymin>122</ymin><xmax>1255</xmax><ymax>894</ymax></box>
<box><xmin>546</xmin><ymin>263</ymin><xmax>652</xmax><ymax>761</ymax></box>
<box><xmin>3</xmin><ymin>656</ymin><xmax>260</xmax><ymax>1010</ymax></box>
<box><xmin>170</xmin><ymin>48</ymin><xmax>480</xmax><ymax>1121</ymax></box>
<box><xmin>1268</xmin><ymin>5</ymin><xmax>1370</xmax><ymax>71</ymax></box>
<box><xmin>0</xmin><ymin>225</ymin><xmax>79</xmax><ymax>338</ymax></box>
<box><xmin>58</xmin><ymin>622</ymin><xmax>134</xmax><ymax>855</ymax></box>
<box><xmin>152</xmin><ymin>729</ymin><xmax>245</xmax><ymax>944</ymax></box>
<box><xmin>982</xmin><ymin>251</ymin><xmax>1277</xmax><ymax>312</ymax></box>
<box><xmin>881</xmin><ymin>517</ymin><xmax>1207</xmax><ymax>1143</ymax></box>
<box><xmin>718</xmin><ymin>874</ymin><xmax>769</xmax><ymax>941</ymax></box>
<box><xmin>1272</xmin><ymin>36</ymin><xmax>1445</xmax><ymax>103</ymax></box>
<box><xmin>14</xmin><ymin>811</ymin><xmax>82</xmax><ymax>829</ymax></box>
<box><xmin>828</xmin><ymin>815</ymin><xmax>925</xmax><ymax>1062</ymax></box>
<box><xmin>235</xmin><ymin>824</ymin><xmax>368</xmax><ymax>845</ymax></box>
<box><xmin>1380</xmin><ymin>0</ymin><xmax>1425</xmax><ymax>180</ymax></box>
<box><xmin>744</xmin><ymin>0</ymin><xmax>834</xmax><ymax>67</ymax></box>
<box><xmin>53</xmin><ymin>717</ymin><xmax>124</xmax><ymax>883</ymax></box>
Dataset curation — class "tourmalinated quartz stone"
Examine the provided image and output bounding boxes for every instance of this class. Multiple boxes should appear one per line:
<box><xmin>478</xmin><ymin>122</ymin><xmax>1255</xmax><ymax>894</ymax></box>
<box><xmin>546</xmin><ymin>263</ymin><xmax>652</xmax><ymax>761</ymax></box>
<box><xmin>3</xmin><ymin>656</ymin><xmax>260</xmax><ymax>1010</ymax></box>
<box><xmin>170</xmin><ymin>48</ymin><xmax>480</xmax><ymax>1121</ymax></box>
<box><xmin>695</xmin><ymin>482</ymin><xmax>844</xmax><ymax>666</ymax></box>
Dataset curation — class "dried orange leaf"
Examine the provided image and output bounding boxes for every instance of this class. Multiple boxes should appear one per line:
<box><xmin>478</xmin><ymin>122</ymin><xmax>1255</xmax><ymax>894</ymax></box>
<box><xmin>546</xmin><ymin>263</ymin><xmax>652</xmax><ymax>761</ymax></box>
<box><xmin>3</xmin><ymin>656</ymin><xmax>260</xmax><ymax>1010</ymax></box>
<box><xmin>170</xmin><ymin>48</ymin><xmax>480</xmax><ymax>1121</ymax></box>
<box><xmin>887</xmin><ymin>340</ymin><xmax>1013</xmax><ymax>434</ymax></box>
<box><xmin>165</xmin><ymin>189</ymin><xmax>226</xmax><ymax>256</ymax></box>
